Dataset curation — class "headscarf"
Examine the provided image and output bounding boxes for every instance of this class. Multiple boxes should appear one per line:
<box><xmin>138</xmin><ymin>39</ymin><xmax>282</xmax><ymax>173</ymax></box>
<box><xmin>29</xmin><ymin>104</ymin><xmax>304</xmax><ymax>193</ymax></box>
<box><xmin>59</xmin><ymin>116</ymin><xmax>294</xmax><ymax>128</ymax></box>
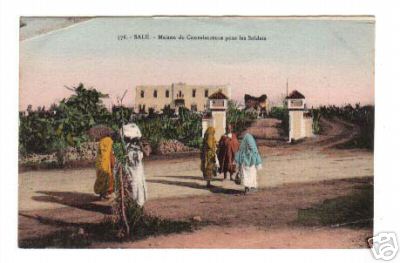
<box><xmin>235</xmin><ymin>133</ymin><xmax>262</xmax><ymax>167</ymax></box>
<box><xmin>203</xmin><ymin>127</ymin><xmax>217</xmax><ymax>152</ymax></box>
<box><xmin>121</xmin><ymin>123</ymin><xmax>142</xmax><ymax>139</ymax></box>
<box><xmin>121</xmin><ymin>123</ymin><xmax>143</xmax><ymax>166</ymax></box>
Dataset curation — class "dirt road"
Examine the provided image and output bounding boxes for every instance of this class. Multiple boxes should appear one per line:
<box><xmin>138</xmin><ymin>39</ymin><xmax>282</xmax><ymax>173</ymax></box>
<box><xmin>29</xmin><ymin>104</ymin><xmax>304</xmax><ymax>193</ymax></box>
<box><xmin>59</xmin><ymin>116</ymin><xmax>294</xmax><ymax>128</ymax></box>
<box><xmin>19</xmin><ymin>150</ymin><xmax>372</xmax><ymax>211</ymax></box>
<box><xmin>19</xmin><ymin>117</ymin><xmax>372</xmax><ymax>212</ymax></box>
<box><xmin>19</xmin><ymin>177</ymin><xmax>373</xmax><ymax>248</ymax></box>
<box><xmin>18</xmin><ymin>117</ymin><xmax>374</xmax><ymax>248</ymax></box>
<box><xmin>93</xmin><ymin>227</ymin><xmax>371</xmax><ymax>249</ymax></box>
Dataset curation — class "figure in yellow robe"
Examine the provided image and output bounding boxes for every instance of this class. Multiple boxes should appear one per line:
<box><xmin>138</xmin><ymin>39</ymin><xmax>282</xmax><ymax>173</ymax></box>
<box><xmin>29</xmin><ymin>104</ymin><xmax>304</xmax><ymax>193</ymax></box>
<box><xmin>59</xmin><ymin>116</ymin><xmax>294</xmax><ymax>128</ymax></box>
<box><xmin>201</xmin><ymin>127</ymin><xmax>219</xmax><ymax>188</ymax></box>
<box><xmin>94</xmin><ymin>136</ymin><xmax>115</xmax><ymax>198</ymax></box>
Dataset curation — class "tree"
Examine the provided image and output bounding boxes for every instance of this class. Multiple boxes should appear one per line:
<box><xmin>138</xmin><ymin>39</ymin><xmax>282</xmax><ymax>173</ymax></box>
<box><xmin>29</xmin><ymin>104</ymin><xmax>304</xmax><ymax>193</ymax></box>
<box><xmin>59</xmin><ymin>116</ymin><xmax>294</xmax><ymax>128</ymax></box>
<box><xmin>54</xmin><ymin>83</ymin><xmax>110</xmax><ymax>147</ymax></box>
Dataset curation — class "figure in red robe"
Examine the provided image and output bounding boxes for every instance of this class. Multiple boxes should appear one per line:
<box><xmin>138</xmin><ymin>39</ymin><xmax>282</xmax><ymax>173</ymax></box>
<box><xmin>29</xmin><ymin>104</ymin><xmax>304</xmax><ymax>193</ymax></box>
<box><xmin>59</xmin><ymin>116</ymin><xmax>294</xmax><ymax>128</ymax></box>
<box><xmin>217</xmin><ymin>124</ymin><xmax>240</xmax><ymax>180</ymax></box>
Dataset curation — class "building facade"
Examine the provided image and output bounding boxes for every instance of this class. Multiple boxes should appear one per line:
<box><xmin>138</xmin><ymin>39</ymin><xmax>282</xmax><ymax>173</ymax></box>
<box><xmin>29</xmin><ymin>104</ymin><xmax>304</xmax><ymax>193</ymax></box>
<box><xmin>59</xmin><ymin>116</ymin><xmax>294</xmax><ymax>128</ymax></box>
<box><xmin>135</xmin><ymin>83</ymin><xmax>230</xmax><ymax>113</ymax></box>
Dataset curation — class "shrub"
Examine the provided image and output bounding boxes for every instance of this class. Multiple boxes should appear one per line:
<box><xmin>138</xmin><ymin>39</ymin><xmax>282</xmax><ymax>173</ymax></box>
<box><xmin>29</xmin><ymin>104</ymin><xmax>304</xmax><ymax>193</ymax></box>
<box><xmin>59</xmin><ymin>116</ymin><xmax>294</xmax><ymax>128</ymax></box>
<box><xmin>226</xmin><ymin>100</ymin><xmax>258</xmax><ymax>134</ymax></box>
<box><xmin>19</xmin><ymin>108</ymin><xmax>57</xmax><ymax>154</ymax></box>
<box><xmin>19</xmin><ymin>86</ymin><xmax>257</xmax><ymax>155</ymax></box>
<box><xmin>269</xmin><ymin>106</ymin><xmax>289</xmax><ymax>134</ymax></box>
<box><xmin>319</xmin><ymin>104</ymin><xmax>374</xmax><ymax>149</ymax></box>
<box><xmin>311</xmin><ymin>109</ymin><xmax>322</xmax><ymax>134</ymax></box>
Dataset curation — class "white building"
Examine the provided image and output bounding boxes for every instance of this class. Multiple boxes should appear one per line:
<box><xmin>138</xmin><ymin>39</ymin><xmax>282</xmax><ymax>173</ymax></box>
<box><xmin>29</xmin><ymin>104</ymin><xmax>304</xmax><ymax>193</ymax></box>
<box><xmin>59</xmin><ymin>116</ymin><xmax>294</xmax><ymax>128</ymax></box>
<box><xmin>286</xmin><ymin>90</ymin><xmax>314</xmax><ymax>142</ymax></box>
<box><xmin>134</xmin><ymin>83</ymin><xmax>231</xmax><ymax>113</ymax></box>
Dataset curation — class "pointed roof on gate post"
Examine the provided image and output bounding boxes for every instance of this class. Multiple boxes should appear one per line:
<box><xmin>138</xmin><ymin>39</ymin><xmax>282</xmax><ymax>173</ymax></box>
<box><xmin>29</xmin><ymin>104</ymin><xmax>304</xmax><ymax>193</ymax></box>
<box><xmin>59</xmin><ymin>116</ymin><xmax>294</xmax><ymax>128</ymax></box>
<box><xmin>208</xmin><ymin>90</ymin><xmax>228</xmax><ymax>100</ymax></box>
<box><xmin>286</xmin><ymin>90</ymin><xmax>305</xmax><ymax>99</ymax></box>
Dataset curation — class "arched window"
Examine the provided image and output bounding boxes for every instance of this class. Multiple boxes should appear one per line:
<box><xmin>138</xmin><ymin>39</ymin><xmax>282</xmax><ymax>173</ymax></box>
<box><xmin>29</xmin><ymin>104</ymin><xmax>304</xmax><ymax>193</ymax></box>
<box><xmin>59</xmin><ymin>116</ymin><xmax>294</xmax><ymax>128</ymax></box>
<box><xmin>140</xmin><ymin>90</ymin><xmax>145</xmax><ymax>98</ymax></box>
<box><xmin>153</xmin><ymin>90</ymin><xmax>158</xmax><ymax>98</ymax></box>
<box><xmin>204</xmin><ymin>89</ymin><xmax>209</xmax><ymax>97</ymax></box>
<box><xmin>165</xmin><ymin>90</ymin><xmax>170</xmax><ymax>98</ymax></box>
<box><xmin>192</xmin><ymin>89</ymin><xmax>196</xmax><ymax>97</ymax></box>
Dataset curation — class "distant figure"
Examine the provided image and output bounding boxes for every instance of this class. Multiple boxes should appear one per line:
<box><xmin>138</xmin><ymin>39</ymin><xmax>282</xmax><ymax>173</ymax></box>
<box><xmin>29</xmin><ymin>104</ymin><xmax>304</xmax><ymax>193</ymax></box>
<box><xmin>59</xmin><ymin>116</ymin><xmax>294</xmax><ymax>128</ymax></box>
<box><xmin>201</xmin><ymin>127</ymin><xmax>219</xmax><ymax>188</ymax></box>
<box><xmin>217</xmin><ymin>124</ymin><xmax>240</xmax><ymax>180</ymax></box>
<box><xmin>235</xmin><ymin>133</ymin><xmax>263</xmax><ymax>194</ymax></box>
<box><xmin>94</xmin><ymin>135</ymin><xmax>115</xmax><ymax>199</ymax></box>
<box><xmin>119</xmin><ymin>123</ymin><xmax>149</xmax><ymax>206</ymax></box>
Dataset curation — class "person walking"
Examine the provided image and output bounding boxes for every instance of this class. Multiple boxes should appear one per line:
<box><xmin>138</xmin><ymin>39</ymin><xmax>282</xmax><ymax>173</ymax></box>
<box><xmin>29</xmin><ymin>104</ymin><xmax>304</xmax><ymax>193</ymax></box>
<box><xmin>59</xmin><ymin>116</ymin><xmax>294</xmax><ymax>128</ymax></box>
<box><xmin>94</xmin><ymin>132</ymin><xmax>115</xmax><ymax>199</ymax></box>
<box><xmin>217</xmin><ymin>124</ymin><xmax>240</xmax><ymax>180</ymax></box>
<box><xmin>118</xmin><ymin>123</ymin><xmax>149</xmax><ymax>207</ymax></box>
<box><xmin>235</xmin><ymin>133</ymin><xmax>263</xmax><ymax>194</ymax></box>
<box><xmin>201</xmin><ymin>127</ymin><xmax>219</xmax><ymax>188</ymax></box>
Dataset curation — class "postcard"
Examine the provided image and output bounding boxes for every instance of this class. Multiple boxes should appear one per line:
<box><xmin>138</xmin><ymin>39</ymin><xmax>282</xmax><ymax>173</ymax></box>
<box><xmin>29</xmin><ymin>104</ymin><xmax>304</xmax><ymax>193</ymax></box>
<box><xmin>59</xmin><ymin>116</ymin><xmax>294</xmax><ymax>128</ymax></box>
<box><xmin>18</xmin><ymin>16</ymin><xmax>375</xmax><ymax>249</ymax></box>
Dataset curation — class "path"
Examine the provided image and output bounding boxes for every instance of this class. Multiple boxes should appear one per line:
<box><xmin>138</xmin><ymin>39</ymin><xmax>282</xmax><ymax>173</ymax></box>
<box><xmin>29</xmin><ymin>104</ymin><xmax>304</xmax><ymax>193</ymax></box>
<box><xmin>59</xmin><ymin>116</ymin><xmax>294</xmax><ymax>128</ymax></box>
<box><xmin>20</xmin><ymin>116</ymin><xmax>371</xmax><ymax>211</ymax></box>
<box><xmin>92</xmin><ymin>227</ymin><xmax>371</xmax><ymax>248</ymax></box>
<box><xmin>20</xmin><ymin>177</ymin><xmax>373</xmax><ymax>248</ymax></box>
<box><xmin>18</xmin><ymin>117</ymin><xmax>374</xmax><ymax>248</ymax></box>
<box><xmin>19</xmin><ymin>149</ymin><xmax>372</xmax><ymax>211</ymax></box>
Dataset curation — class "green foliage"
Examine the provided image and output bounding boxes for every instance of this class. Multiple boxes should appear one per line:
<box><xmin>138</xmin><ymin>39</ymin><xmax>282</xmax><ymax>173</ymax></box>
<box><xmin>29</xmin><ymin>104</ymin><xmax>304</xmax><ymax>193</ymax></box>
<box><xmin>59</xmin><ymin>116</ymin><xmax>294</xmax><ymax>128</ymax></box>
<box><xmin>161</xmin><ymin>104</ymin><xmax>175</xmax><ymax>117</ymax></box>
<box><xmin>110</xmin><ymin>105</ymin><xmax>134</xmax><ymax>130</ymax></box>
<box><xmin>52</xmin><ymin>137</ymin><xmax>68</xmax><ymax>167</ymax></box>
<box><xmin>19</xmin><ymin>84</ymin><xmax>110</xmax><ymax>154</ymax></box>
<box><xmin>112</xmin><ymin>142</ymin><xmax>126</xmax><ymax>166</ymax></box>
<box><xmin>297</xmin><ymin>183</ymin><xmax>373</xmax><ymax>228</ymax></box>
<box><xmin>19</xmin><ymin>85</ymin><xmax>203</xmax><ymax>154</ymax></box>
<box><xmin>311</xmin><ymin>109</ymin><xmax>322</xmax><ymax>134</ymax></box>
<box><xmin>19</xmin><ymin>86</ymin><xmax>257</xmax><ymax>155</ymax></box>
<box><xmin>319</xmin><ymin>104</ymin><xmax>374</xmax><ymax>149</ymax></box>
<box><xmin>226</xmin><ymin>100</ymin><xmax>258</xmax><ymax>134</ymax></box>
<box><xmin>269</xmin><ymin>106</ymin><xmax>289</xmax><ymax>134</ymax></box>
<box><xmin>186</xmin><ymin>136</ymin><xmax>203</xmax><ymax>149</ymax></box>
<box><xmin>19</xmin><ymin>108</ymin><xmax>57</xmax><ymax>154</ymax></box>
<box><xmin>134</xmin><ymin>108</ymin><xmax>203</xmax><ymax>150</ymax></box>
<box><xmin>19</xmin><ymin>209</ymin><xmax>193</xmax><ymax>248</ymax></box>
<box><xmin>54</xmin><ymin>83</ymin><xmax>110</xmax><ymax>147</ymax></box>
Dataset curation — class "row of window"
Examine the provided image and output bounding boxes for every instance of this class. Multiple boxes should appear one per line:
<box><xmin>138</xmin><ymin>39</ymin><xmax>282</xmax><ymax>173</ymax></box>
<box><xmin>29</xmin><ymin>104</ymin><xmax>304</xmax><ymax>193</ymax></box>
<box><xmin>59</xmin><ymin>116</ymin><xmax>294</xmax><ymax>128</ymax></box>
<box><xmin>137</xmin><ymin>104</ymin><xmax>205</xmax><ymax>112</ymax></box>
<box><xmin>140</xmin><ymin>89</ymin><xmax>209</xmax><ymax>98</ymax></box>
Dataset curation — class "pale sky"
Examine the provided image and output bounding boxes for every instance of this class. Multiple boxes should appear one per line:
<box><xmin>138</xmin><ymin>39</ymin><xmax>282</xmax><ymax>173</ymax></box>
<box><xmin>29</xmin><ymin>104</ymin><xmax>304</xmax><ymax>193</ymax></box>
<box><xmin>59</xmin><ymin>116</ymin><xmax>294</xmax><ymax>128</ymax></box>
<box><xmin>19</xmin><ymin>17</ymin><xmax>375</xmax><ymax>110</ymax></box>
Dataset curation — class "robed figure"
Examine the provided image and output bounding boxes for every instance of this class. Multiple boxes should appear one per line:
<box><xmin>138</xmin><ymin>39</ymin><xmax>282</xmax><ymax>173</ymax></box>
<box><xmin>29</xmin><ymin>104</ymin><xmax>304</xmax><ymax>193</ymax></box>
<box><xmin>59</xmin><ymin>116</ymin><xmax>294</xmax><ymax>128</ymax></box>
<box><xmin>217</xmin><ymin>124</ymin><xmax>240</xmax><ymax>180</ymax></box>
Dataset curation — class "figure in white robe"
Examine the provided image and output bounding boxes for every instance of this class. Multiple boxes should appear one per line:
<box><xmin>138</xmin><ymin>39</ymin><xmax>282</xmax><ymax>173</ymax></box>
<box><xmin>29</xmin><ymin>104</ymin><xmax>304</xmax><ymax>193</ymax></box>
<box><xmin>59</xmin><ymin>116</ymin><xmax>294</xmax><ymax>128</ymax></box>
<box><xmin>235</xmin><ymin>133</ymin><xmax>263</xmax><ymax>194</ymax></box>
<box><xmin>125</xmin><ymin>142</ymin><xmax>147</xmax><ymax>206</ymax></box>
<box><xmin>120</xmin><ymin>123</ymin><xmax>148</xmax><ymax>207</ymax></box>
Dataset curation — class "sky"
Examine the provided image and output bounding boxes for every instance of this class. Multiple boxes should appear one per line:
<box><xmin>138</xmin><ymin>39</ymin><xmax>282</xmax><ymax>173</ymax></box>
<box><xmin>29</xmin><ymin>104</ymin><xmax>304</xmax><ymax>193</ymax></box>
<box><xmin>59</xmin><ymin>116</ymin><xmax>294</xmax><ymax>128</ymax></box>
<box><xmin>19</xmin><ymin>17</ymin><xmax>375</xmax><ymax>110</ymax></box>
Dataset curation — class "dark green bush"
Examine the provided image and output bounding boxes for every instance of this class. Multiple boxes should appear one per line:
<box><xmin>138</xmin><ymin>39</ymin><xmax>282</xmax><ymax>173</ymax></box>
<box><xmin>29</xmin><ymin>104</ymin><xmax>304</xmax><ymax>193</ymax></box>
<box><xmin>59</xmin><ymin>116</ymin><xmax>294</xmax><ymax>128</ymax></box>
<box><xmin>19</xmin><ymin>85</ymin><xmax>258</xmax><ymax>155</ymax></box>
<box><xmin>226</xmin><ymin>100</ymin><xmax>258</xmax><ymax>134</ymax></box>
<box><xmin>319</xmin><ymin>104</ymin><xmax>374</xmax><ymax>149</ymax></box>
<box><xmin>19</xmin><ymin>84</ymin><xmax>110</xmax><ymax>154</ymax></box>
<box><xmin>19</xmin><ymin>84</ymin><xmax>203</xmax><ymax>154</ymax></box>
<box><xmin>269</xmin><ymin>106</ymin><xmax>289</xmax><ymax>134</ymax></box>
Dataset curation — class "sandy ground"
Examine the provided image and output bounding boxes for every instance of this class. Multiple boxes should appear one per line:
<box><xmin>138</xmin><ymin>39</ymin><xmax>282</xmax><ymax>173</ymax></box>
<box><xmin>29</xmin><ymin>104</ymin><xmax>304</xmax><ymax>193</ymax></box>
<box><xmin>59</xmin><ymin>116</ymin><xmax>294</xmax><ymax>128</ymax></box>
<box><xmin>19</xmin><ymin>150</ymin><xmax>372</xmax><ymax>211</ymax></box>
<box><xmin>18</xmin><ymin>117</ymin><xmax>374</xmax><ymax>248</ymax></box>
<box><xmin>93</xmin><ymin>227</ymin><xmax>371</xmax><ymax>249</ymax></box>
<box><xmin>19</xmin><ymin>176</ymin><xmax>373</xmax><ymax>248</ymax></box>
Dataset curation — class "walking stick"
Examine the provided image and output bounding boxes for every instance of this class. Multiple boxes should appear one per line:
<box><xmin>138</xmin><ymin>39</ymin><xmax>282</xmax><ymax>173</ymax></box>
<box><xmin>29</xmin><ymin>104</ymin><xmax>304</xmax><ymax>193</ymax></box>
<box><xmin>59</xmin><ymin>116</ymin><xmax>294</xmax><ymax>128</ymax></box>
<box><xmin>116</xmin><ymin>90</ymin><xmax>131</xmax><ymax>236</ymax></box>
<box><xmin>118</xmin><ymin>165</ymin><xmax>130</xmax><ymax>236</ymax></box>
